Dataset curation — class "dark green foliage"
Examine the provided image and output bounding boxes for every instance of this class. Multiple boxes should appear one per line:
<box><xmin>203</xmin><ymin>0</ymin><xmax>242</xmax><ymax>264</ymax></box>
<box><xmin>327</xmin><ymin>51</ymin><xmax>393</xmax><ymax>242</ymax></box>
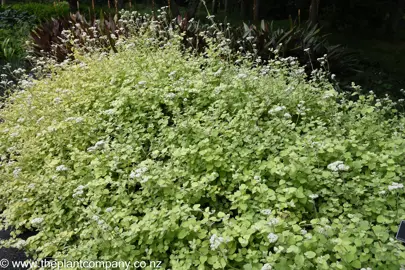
<box><xmin>0</xmin><ymin>8</ymin><xmax>36</xmax><ymax>28</ymax></box>
<box><xmin>10</xmin><ymin>2</ymin><xmax>69</xmax><ymax>22</ymax></box>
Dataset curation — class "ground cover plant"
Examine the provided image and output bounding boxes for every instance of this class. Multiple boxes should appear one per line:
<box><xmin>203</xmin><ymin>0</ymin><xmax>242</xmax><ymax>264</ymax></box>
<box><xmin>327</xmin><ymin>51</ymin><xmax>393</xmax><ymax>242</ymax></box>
<box><xmin>2</xmin><ymin>8</ymin><xmax>405</xmax><ymax>270</ymax></box>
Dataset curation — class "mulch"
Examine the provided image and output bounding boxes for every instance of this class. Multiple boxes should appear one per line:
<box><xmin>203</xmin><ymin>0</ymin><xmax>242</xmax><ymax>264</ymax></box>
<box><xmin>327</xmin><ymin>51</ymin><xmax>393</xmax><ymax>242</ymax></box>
<box><xmin>0</xmin><ymin>229</ymin><xmax>36</xmax><ymax>270</ymax></box>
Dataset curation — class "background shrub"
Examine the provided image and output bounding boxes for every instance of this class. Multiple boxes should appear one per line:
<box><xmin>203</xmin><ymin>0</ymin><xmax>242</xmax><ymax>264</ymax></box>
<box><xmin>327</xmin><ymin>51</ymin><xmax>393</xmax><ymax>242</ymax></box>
<box><xmin>1</xmin><ymin>20</ymin><xmax>405</xmax><ymax>270</ymax></box>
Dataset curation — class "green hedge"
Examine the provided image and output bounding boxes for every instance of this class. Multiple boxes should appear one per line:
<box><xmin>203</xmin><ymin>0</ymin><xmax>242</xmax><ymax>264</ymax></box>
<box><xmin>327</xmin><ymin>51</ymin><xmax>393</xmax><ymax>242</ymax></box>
<box><xmin>1</xmin><ymin>29</ymin><xmax>405</xmax><ymax>269</ymax></box>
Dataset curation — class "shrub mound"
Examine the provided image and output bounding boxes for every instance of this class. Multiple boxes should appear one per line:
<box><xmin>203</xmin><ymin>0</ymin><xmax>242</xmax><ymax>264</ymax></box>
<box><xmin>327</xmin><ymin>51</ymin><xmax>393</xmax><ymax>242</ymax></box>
<box><xmin>1</xmin><ymin>31</ymin><xmax>405</xmax><ymax>269</ymax></box>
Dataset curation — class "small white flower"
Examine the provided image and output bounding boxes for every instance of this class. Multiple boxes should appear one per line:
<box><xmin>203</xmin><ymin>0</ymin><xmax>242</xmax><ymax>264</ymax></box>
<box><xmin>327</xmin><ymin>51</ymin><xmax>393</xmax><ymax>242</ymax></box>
<box><xmin>103</xmin><ymin>109</ymin><xmax>116</xmax><ymax>115</ymax></box>
<box><xmin>305</xmin><ymin>234</ymin><xmax>313</xmax><ymax>239</ymax></box>
<box><xmin>92</xmin><ymin>215</ymin><xmax>99</xmax><ymax>221</ymax></box>
<box><xmin>14</xmin><ymin>239</ymin><xmax>26</xmax><ymax>249</ymax></box>
<box><xmin>87</xmin><ymin>146</ymin><xmax>96</xmax><ymax>152</ymax></box>
<box><xmin>267</xmin><ymin>233</ymin><xmax>278</xmax><ymax>243</ymax></box>
<box><xmin>129</xmin><ymin>171</ymin><xmax>136</xmax><ymax>179</ymax></box>
<box><xmin>139</xmin><ymin>176</ymin><xmax>150</xmax><ymax>183</ymax></box>
<box><xmin>284</xmin><ymin>113</ymin><xmax>291</xmax><ymax>119</ymax></box>
<box><xmin>268</xmin><ymin>106</ymin><xmax>286</xmax><ymax>114</ymax></box>
<box><xmin>72</xmin><ymin>189</ymin><xmax>83</xmax><ymax>198</ymax></box>
<box><xmin>138</xmin><ymin>81</ymin><xmax>147</xmax><ymax>85</ymax></box>
<box><xmin>13</xmin><ymin>167</ymin><xmax>21</xmax><ymax>178</ymax></box>
<box><xmin>360</xmin><ymin>268</ymin><xmax>372</xmax><ymax>270</ymax></box>
<box><xmin>168</xmin><ymin>71</ymin><xmax>176</xmax><ymax>77</ymax></box>
<box><xmin>301</xmin><ymin>229</ymin><xmax>307</xmax><ymax>235</ymax></box>
<box><xmin>237</xmin><ymin>73</ymin><xmax>248</xmax><ymax>79</ymax></box>
<box><xmin>28</xmin><ymin>183</ymin><xmax>35</xmax><ymax>189</ymax></box>
<box><xmin>261</xmin><ymin>209</ymin><xmax>272</xmax><ymax>215</ymax></box>
<box><xmin>261</xmin><ymin>263</ymin><xmax>272</xmax><ymax>270</ymax></box>
<box><xmin>93</xmin><ymin>140</ymin><xmax>106</xmax><ymax>150</ymax></box>
<box><xmin>327</xmin><ymin>161</ymin><xmax>350</xmax><ymax>172</ymax></box>
<box><xmin>388</xmin><ymin>182</ymin><xmax>404</xmax><ymax>191</ymax></box>
<box><xmin>304</xmin><ymin>48</ymin><xmax>310</xmax><ymax>52</ymax></box>
<box><xmin>75</xmin><ymin>117</ymin><xmax>84</xmax><ymax>123</ymax></box>
<box><xmin>166</xmin><ymin>93</ymin><xmax>176</xmax><ymax>99</ymax></box>
<box><xmin>210</xmin><ymin>234</ymin><xmax>225</xmax><ymax>250</ymax></box>
<box><xmin>254</xmin><ymin>175</ymin><xmax>261</xmax><ymax>181</ymax></box>
<box><xmin>379</xmin><ymin>190</ymin><xmax>386</xmax><ymax>195</ymax></box>
<box><xmin>268</xmin><ymin>218</ymin><xmax>279</xmax><ymax>226</ymax></box>
<box><xmin>309</xmin><ymin>194</ymin><xmax>319</xmax><ymax>199</ymax></box>
<box><xmin>31</xmin><ymin>217</ymin><xmax>44</xmax><ymax>225</ymax></box>
<box><xmin>56</xmin><ymin>165</ymin><xmax>68</xmax><ymax>172</ymax></box>
<box><xmin>106</xmin><ymin>207</ymin><xmax>114</xmax><ymax>213</ymax></box>
<box><xmin>54</xmin><ymin>97</ymin><xmax>62</xmax><ymax>104</ymax></box>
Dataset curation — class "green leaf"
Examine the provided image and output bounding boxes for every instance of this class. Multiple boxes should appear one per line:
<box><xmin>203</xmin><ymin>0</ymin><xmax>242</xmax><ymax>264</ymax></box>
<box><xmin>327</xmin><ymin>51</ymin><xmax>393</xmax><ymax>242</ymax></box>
<box><xmin>304</xmin><ymin>251</ymin><xmax>316</xmax><ymax>259</ymax></box>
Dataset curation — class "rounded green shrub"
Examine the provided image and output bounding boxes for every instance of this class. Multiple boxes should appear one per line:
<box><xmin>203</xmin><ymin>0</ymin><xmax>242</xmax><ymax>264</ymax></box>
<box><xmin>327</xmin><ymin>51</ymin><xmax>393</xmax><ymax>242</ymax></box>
<box><xmin>1</xmin><ymin>31</ymin><xmax>405</xmax><ymax>270</ymax></box>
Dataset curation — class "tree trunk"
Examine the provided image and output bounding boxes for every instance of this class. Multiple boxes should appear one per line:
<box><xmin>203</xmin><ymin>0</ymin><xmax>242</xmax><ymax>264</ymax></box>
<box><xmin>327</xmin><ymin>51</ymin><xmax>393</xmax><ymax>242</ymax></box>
<box><xmin>224</xmin><ymin>0</ymin><xmax>228</xmax><ymax>14</ymax></box>
<box><xmin>211</xmin><ymin>0</ymin><xmax>218</xmax><ymax>14</ymax></box>
<box><xmin>386</xmin><ymin>0</ymin><xmax>405</xmax><ymax>35</ymax></box>
<box><xmin>1</xmin><ymin>0</ymin><xmax>5</xmax><ymax>7</ymax></box>
<box><xmin>117</xmin><ymin>0</ymin><xmax>124</xmax><ymax>10</ymax></box>
<box><xmin>309</xmin><ymin>0</ymin><xmax>320</xmax><ymax>25</ymax></box>
<box><xmin>170</xmin><ymin>0</ymin><xmax>180</xmax><ymax>18</ymax></box>
<box><xmin>68</xmin><ymin>0</ymin><xmax>78</xmax><ymax>13</ymax></box>
<box><xmin>186</xmin><ymin>0</ymin><xmax>200</xmax><ymax>19</ymax></box>
<box><xmin>253</xmin><ymin>0</ymin><xmax>260</xmax><ymax>20</ymax></box>
<box><xmin>240</xmin><ymin>0</ymin><xmax>245</xmax><ymax>18</ymax></box>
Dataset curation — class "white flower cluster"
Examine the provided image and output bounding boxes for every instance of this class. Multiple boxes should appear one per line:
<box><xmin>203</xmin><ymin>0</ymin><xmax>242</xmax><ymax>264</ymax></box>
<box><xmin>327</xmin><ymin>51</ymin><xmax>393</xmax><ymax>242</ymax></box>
<box><xmin>56</xmin><ymin>165</ymin><xmax>68</xmax><ymax>172</ymax></box>
<box><xmin>13</xmin><ymin>167</ymin><xmax>21</xmax><ymax>178</ymax></box>
<box><xmin>28</xmin><ymin>183</ymin><xmax>35</xmax><ymax>189</ymax></box>
<box><xmin>268</xmin><ymin>105</ymin><xmax>286</xmax><ymax>114</ymax></box>
<box><xmin>65</xmin><ymin>116</ymin><xmax>84</xmax><ymax>123</ymax></box>
<box><xmin>327</xmin><ymin>161</ymin><xmax>350</xmax><ymax>172</ymax></box>
<box><xmin>209</xmin><ymin>234</ymin><xmax>229</xmax><ymax>250</ymax></box>
<box><xmin>323</xmin><ymin>90</ymin><xmax>336</xmax><ymax>99</ymax></box>
<box><xmin>360</xmin><ymin>268</ymin><xmax>372</xmax><ymax>270</ymax></box>
<box><xmin>261</xmin><ymin>209</ymin><xmax>272</xmax><ymax>215</ymax></box>
<box><xmin>237</xmin><ymin>73</ymin><xmax>248</xmax><ymax>79</ymax></box>
<box><xmin>87</xmin><ymin>140</ymin><xmax>107</xmax><ymax>152</ymax></box>
<box><xmin>73</xmin><ymin>185</ymin><xmax>86</xmax><ymax>198</ymax></box>
<box><xmin>31</xmin><ymin>217</ymin><xmax>44</xmax><ymax>226</ymax></box>
<box><xmin>267</xmin><ymin>233</ymin><xmax>278</xmax><ymax>243</ymax></box>
<box><xmin>14</xmin><ymin>239</ymin><xmax>26</xmax><ymax>249</ymax></box>
<box><xmin>388</xmin><ymin>182</ymin><xmax>404</xmax><ymax>191</ymax></box>
<box><xmin>296</xmin><ymin>101</ymin><xmax>309</xmax><ymax>115</ymax></box>
<box><xmin>309</xmin><ymin>194</ymin><xmax>319</xmax><ymax>199</ymax></box>
<box><xmin>284</xmin><ymin>113</ymin><xmax>292</xmax><ymax>119</ymax></box>
<box><xmin>103</xmin><ymin>108</ymin><xmax>116</xmax><ymax>115</ymax></box>
<box><xmin>129</xmin><ymin>167</ymin><xmax>149</xmax><ymax>183</ymax></box>
<box><xmin>261</xmin><ymin>263</ymin><xmax>272</xmax><ymax>270</ymax></box>
<box><xmin>268</xmin><ymin>218</ymin><xmax>279</xmax><ymax>226</ymax></box>
<box><xmin>165</xmin><ymin>93</ymin><xmax>176</xmax><ymax>99</ymax></box>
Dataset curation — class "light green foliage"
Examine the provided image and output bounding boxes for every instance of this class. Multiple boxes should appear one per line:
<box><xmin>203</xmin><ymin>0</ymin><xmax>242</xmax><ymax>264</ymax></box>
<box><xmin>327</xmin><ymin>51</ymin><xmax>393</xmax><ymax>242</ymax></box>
<box><xmin>1</xmin><ymin>26</ymin><xmax>405</xmax><ymax>270</ymax></box>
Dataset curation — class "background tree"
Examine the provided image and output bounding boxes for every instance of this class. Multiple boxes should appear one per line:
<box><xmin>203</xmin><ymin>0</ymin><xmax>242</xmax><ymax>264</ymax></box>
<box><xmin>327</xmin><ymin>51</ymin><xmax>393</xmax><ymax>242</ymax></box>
<box><xmin>309</xmin><ymin>0</ymin><xmax>320</xmax><ymax>24</ymax></box>
<box><xmin>68</xmin><ymin>0</ymin><xmax>78</xmax><ymax>13</ymax></box>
